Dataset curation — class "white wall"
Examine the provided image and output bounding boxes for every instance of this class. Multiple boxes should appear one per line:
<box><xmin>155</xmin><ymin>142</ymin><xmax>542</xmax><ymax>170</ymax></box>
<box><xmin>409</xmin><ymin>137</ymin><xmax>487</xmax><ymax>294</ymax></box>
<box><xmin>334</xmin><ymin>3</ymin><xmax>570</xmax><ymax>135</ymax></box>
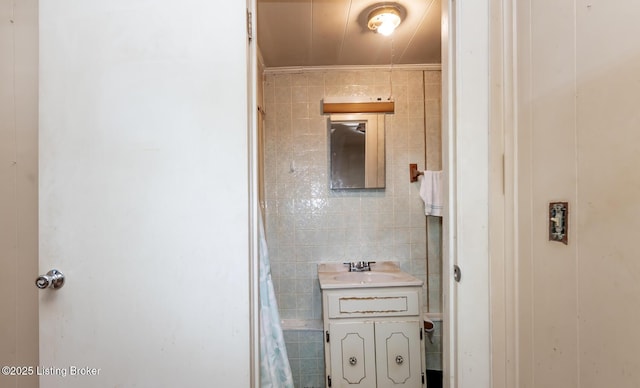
<box><xmin>516</xmin><ymin>1</ymin><xmax>640</xmax><ymax>387</ymax></box>
<box><xmin>0</xmin><ymin>0</ymin><xmax>39</xmax><ymax>386</ymax></box>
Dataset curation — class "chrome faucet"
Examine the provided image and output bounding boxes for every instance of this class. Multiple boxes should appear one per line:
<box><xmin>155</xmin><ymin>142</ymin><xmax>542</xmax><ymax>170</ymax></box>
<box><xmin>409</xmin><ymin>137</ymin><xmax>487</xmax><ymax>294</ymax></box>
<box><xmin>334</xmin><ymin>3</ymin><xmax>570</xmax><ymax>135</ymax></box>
<box><xmin>344</xmin><ymin>261</ymin><xmax>376</xmax><ymax>272</ymax></box>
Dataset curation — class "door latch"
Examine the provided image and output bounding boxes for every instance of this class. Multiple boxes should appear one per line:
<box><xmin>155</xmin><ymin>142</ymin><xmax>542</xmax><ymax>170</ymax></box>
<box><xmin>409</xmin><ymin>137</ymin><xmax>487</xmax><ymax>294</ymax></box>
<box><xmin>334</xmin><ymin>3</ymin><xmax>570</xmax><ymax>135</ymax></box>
<box><xmin>453</xmin><ymin>265</ymin><xmax>461</xmax><ymax>283</ymax></box>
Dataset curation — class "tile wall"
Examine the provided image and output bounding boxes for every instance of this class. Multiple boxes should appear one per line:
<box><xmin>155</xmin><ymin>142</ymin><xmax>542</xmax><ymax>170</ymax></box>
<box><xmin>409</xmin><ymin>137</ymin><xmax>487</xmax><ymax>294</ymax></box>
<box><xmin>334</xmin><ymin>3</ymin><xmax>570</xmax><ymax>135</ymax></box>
<box><xmin>424</xmin><ymin>71</ymin><xmax>443</xmax><ymax>314</ymax></box>
<box><xmin>283</xmin><ymin>329</ymin><xmax>325</xmax><ymax>388</ymax></box>
<box><xmin>425</xmin><ymin>320</ymin><xmax>443</xmax><ymax>371</ymax></box>
<box><xmin>262</xmin><ymin>68</ymin><xmax>442</xmax><ymax>385</ymax></box>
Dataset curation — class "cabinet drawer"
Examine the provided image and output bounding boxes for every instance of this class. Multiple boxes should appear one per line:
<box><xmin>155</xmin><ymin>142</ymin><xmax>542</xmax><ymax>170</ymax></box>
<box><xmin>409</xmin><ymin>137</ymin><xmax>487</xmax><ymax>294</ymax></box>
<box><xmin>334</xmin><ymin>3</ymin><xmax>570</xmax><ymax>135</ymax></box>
<box><xmin>326</xmin><ymin>289</ymin><xmax>420</xmax><ymax>319</ymax></box>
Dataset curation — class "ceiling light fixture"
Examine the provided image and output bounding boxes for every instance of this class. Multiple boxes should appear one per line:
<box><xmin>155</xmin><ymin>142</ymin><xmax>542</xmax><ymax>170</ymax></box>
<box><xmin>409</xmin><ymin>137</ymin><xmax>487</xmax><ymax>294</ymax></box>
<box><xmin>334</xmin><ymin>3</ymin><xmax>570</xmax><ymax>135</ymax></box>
<box><xmin>367</xmin><ymin>5</ymin><xmax>402</xmax><ymax>36</ymax></box>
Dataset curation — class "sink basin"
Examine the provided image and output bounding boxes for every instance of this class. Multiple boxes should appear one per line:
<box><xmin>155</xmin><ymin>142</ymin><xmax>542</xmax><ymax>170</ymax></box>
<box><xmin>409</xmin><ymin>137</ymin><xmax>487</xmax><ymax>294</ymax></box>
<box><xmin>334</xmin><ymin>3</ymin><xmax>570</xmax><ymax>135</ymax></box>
<box><xmin>317</xmin><ymin>261</ymin><xmax>423</xmax><ymax>289</ymax></box>
<box><xmin>332</xmin><ymin>272</ymin><xmax>402</xmax><ymax>283</ymax></box>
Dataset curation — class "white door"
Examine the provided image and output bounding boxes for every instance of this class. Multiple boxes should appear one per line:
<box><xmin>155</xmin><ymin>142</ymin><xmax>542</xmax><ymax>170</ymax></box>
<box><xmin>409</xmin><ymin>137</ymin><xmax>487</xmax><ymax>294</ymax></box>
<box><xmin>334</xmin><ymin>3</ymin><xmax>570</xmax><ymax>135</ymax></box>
<box><xmin>38</xmin><ymin>1</ymin><xmax>254</xmax><ymax>387</ymax></box>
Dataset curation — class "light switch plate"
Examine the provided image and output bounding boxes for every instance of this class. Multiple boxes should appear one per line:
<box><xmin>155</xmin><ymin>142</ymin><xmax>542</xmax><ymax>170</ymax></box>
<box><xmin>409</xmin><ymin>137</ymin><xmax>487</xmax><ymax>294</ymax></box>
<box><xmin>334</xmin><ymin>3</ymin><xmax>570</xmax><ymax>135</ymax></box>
<box><xmin>549</xmin><ymin>202</ymin><xmax>568</xmax><ymax>244</ymax></box>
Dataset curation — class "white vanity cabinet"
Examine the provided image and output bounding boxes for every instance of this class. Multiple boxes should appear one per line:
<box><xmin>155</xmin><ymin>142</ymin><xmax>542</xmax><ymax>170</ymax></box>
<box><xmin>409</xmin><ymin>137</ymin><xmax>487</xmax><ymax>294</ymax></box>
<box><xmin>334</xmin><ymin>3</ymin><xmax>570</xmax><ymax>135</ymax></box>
<box><xmin>321</xmin><ymin>287</ymin><xmax>426</xmax><ymax>388</ymax></box>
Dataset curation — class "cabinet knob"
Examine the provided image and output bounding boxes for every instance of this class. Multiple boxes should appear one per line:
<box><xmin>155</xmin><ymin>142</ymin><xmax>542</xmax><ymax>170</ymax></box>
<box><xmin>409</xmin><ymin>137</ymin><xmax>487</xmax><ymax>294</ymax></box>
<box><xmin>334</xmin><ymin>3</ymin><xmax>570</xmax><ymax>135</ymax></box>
<box><xmin>349</xmin><ymin>356</ymin><xmax>357</xmax><ymax>366</ymax></box>
<box><xmin>395</xmin><ymin>355</ymin><xmax>404</xmax><ymax>365</ymax></box>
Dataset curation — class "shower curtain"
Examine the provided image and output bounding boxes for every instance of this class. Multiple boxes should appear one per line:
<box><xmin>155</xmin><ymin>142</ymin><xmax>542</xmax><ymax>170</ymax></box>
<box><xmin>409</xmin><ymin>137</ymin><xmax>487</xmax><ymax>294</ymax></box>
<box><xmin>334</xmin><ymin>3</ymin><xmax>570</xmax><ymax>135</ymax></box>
<box><xmin>259</xmin><ymin>212</ymin><xmax>295</xmax><ymax>388</ymax></box>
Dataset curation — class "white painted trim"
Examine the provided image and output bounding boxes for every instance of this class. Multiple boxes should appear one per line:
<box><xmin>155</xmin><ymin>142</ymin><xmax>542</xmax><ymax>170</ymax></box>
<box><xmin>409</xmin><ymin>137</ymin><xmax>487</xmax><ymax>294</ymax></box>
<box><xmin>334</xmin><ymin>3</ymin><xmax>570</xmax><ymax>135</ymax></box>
<box><xmin>248</xmin><ymin>0</ymin><xmax>260</xmax><ymax>387</ymax></box>
<box><xmin>441</xmin><ymin>0</ymin><xmax>456</xmax><ymax>387</ymax></box>
<box><xmin>444</xmin><ymin>1</ymin><xmax>492</xmax><ymax>388</ymax></box>
<box><xmin>488</xmin><ymin>0</ymin><xmax>518</xmax><ymax>387</ymax></box>
<box><xmin>263</xmin><ymin>63</ymin><xmax>441</xmax><ymax>74</ymax></box>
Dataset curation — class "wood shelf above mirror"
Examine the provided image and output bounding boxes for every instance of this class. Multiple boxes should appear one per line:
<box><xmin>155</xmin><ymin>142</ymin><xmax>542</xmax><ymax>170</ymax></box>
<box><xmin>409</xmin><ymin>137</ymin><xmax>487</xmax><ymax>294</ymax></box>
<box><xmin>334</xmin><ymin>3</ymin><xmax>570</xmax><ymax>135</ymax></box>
<box><xmin>322</xmin><ymin>100</ymin><xmax>395</xmax><ymax>114</ymax></box>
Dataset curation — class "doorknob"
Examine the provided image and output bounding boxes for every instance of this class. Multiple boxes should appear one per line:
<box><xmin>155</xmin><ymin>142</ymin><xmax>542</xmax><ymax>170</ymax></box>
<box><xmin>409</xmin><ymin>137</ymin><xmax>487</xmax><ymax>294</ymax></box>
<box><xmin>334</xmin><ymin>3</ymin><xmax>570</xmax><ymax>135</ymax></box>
<box><xmin>35</xmin><ymin>269</ymin><xmax>65</xmax><ymax>290</ymax></box>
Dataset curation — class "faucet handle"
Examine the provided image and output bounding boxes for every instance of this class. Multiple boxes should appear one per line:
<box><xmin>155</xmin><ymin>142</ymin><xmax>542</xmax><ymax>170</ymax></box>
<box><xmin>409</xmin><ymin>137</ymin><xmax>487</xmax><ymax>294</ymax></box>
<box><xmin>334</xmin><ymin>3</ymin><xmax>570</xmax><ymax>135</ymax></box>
<box><xmin>363</xmin><ymin>261</ymin><xmax>375</xmax><ymax>271</ymax></box>
<box><xmin>343</xmin><ymin>261</ymin><xmax>376</xmax><ymax>272</ymax></box>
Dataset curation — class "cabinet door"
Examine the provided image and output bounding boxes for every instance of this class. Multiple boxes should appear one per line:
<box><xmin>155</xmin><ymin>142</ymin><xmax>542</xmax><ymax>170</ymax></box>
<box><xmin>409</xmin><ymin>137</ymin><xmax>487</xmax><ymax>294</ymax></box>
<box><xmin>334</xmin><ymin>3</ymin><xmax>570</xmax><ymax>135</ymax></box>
<box><xmin>374</xmin><ymin>320</ymin><xmax>423</xmax><ymax>388</ymax></box>
<box><xmin>329</xmin><ymin>322</ymin><xmax>377</xmax><ymax>387</ymax></box>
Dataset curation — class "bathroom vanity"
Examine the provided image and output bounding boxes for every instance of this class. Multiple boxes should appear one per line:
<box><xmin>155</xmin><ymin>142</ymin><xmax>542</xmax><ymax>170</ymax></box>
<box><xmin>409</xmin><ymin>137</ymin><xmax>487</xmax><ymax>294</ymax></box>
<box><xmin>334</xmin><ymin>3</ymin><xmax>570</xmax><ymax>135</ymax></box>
<box><xmin>318</xmin><ymin>262</ymin><xmax>426</xmax><ymax>388</ymax></box>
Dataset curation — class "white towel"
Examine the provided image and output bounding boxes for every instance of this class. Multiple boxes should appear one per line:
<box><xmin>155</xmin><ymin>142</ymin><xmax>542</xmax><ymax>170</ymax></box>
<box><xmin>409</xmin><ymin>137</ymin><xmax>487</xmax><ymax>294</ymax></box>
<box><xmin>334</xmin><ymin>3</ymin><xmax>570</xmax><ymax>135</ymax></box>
<box><xmin>419</xmin><ymin>170</ymin><xmax>443</xmax><ymax>217</ymax></box>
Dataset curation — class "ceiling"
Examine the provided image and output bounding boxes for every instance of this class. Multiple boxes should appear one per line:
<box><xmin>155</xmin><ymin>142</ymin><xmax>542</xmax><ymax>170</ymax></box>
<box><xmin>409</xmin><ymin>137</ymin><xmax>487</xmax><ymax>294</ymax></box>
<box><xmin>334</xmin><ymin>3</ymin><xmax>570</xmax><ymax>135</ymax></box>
<box><xmin>257</xmin><ymin>0</ymin><xmax>441</xmax><ymax>68</ymax></box>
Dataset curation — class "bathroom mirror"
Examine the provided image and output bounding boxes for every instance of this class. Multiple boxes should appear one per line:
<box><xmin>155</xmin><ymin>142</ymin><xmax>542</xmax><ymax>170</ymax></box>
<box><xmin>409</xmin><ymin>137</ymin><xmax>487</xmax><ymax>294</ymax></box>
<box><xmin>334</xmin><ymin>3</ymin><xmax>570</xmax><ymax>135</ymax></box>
<box><xmin>328</xmin><ymin>114</ymin><xmax>385</xmax><ymax>189</ymax></box>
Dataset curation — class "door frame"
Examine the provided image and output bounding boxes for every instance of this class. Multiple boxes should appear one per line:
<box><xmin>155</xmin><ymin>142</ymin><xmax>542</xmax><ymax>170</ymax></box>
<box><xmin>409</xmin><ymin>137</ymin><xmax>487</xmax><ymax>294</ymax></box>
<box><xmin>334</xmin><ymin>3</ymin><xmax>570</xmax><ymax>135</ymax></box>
<box><xmin>487</xmin><ymin>0</ymin><xmax>518</xmax><ymax>387</ymax></box>
<box><xmin>247</xmin><ymin>0</ymin><xmax>260</xmax><ymax>387</ymax></box>
<box><xmin>442</xmin><ymin>0</ymin><xmax>516</xmax><ymax>387</ymax></box>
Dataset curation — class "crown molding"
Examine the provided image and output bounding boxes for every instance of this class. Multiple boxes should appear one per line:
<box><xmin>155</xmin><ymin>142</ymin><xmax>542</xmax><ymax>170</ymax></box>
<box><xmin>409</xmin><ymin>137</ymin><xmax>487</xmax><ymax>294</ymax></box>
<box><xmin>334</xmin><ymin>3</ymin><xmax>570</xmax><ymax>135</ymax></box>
<box><xmin>263</xmin><ymin>63</ymin><xmax>441</xmax><ymax>74</ymax></box>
